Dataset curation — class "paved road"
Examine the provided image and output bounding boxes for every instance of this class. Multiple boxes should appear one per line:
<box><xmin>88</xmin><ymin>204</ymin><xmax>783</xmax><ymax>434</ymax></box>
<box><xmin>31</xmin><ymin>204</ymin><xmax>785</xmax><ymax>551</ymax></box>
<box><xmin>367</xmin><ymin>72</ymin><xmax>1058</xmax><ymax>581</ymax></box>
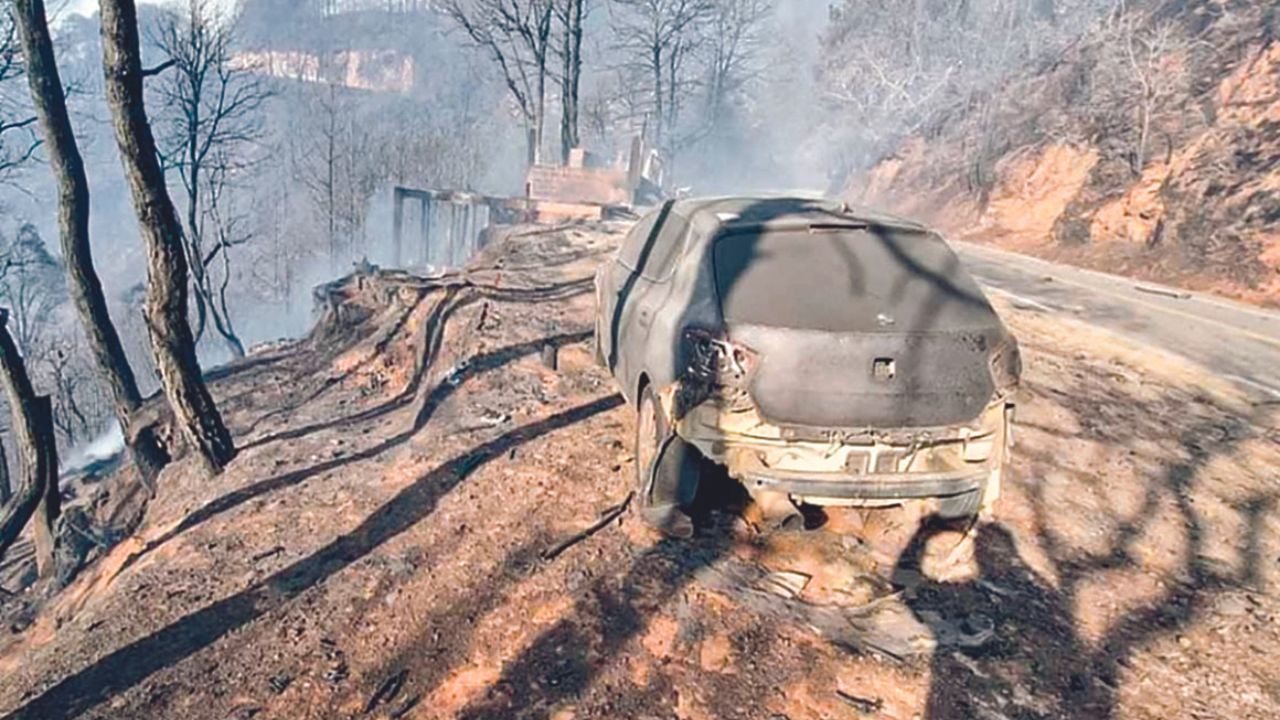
<box><xmin>953</xmin><ymin>240</ymin><xmax>1280</xmax><ymax>403</ymax></box>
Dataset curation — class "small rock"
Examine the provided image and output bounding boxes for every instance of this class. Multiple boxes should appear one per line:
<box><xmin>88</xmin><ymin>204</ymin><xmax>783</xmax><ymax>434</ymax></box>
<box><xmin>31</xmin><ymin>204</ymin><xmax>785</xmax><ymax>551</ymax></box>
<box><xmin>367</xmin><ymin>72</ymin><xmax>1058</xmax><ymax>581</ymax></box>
<box><xmin>268</xmin><ymin>674</ymin><xmax>292</xmax><ymax>694</ymax></box>
<box><xmin>1217</xmin><ymin>595</ymin><xmax>1250</xmax><ymax>617</ymax></box>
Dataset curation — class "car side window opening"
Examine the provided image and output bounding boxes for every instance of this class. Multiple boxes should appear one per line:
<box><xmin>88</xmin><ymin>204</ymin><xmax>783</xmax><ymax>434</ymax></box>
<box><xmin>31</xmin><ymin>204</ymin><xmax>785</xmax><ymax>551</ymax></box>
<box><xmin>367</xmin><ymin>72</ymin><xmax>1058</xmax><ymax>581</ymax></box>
<box><xmin>617</xmin><ymin>208</ymin><xmax>662</xmax><ymax>269</ymax></box>
<box><xmin>617</xmin><ymin>202</ymin><xmax>689</xmax><ymax>283</ymax></box>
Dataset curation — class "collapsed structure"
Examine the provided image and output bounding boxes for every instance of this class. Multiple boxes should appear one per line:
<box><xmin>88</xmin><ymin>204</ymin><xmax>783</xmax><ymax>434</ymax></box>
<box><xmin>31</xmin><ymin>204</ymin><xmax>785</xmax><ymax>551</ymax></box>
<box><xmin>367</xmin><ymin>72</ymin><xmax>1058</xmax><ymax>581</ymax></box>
<box><xmin>390</xmin><ymin>137</ymin><xmax>664</xmax><ymax>269</ymax></box>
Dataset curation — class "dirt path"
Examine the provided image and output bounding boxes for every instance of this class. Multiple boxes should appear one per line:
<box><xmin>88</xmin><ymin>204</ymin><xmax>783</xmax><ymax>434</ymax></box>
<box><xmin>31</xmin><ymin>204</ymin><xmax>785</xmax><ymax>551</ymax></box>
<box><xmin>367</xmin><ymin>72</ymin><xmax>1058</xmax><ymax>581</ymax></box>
<box><xmin>1</xmin><ymin>223</ymin><xmax>1277</xmax><ymax>720</ymax></box>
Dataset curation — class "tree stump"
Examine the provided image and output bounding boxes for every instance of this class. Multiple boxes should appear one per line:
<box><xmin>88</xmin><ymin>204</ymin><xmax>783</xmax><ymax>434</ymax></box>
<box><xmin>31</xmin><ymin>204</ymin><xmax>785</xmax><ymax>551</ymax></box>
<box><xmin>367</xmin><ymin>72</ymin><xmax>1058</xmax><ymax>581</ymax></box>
<box><xmin>0</xmin><ymin>309</ymin><xmax>61</xmax><ymax>574</ymax></box>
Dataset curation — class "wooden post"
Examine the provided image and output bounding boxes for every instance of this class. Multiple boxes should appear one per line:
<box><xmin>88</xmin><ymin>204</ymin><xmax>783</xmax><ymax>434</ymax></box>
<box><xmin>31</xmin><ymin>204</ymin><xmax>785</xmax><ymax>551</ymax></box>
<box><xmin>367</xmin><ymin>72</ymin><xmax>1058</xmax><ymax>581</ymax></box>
<box><xmin>446</xmin><ymin>203</ymin><xmax>457</xmax><ymax>267</ymax></box>
<box><xmin>419</xmin><ymin>193</ymin><xmax>431</xmax><ymax>266</ymax></box>
<box><xmin>392</xmin><ymin>187</ymin><xmax>405</xmax><ymax>268</ymax></box>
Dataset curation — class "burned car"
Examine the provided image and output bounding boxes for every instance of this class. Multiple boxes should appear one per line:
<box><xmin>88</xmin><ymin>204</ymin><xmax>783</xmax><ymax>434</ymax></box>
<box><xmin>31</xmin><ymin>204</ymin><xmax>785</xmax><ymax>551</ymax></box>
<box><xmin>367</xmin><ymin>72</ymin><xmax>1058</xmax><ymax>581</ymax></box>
<box><xmin>594</xmin><ymin>197</ymin><xmax>1020</xmax><ymax>536</ymax></box>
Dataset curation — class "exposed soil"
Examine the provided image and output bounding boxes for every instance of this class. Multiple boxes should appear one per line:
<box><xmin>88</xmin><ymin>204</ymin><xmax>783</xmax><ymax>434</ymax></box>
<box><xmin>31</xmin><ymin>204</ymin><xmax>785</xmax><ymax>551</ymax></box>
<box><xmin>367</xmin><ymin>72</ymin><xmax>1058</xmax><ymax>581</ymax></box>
<box><xmin>1</xmin><ymin>223</ymin><xmax>1277</xmax><ymax>720</ymax></box>
<box><xmin>853</xmin><ymin>0</ymin><xmax>1280</xmax><ymax>307</ymax></box>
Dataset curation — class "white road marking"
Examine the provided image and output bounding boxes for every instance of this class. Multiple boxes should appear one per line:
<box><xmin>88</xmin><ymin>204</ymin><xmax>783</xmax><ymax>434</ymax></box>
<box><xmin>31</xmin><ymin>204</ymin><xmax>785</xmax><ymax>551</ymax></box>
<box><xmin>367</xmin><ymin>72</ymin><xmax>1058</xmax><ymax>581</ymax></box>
<box><xmin>1223</xmin><ymin>374</ymin><xmax>1280</xmax><ymax>399</ymax></box>
<box><xmin>955</xmin><ymin>241</ymin><xmax>1280</xmax><ymax>325</ymax></box>
<box><xmin>983</xmin><ymin>286</ymin><xmax>1055</xmax><ymax>313</ymax></box>
<box><xmin>963</xmin><ymin>254</ymin><xmax>1280</xmax><ymax>350</ymax></box>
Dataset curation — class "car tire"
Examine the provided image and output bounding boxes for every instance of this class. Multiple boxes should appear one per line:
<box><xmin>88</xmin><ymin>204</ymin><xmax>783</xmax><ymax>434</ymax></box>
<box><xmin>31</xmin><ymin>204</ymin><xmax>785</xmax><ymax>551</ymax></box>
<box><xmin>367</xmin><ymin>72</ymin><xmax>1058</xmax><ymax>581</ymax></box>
<box><xmin>936</xmin><ymin>488</ymin><xmax>983</xmax><ymax>521</ymax></box>
<box><xmin>592</xmin><ymin>316</ymin><xmax>607</xmax><ymax>367</ymax></box>
<box><xmin>635</xmin><ymin>384</ymin><xmax>698</xmax><ymax>536</ymax></box>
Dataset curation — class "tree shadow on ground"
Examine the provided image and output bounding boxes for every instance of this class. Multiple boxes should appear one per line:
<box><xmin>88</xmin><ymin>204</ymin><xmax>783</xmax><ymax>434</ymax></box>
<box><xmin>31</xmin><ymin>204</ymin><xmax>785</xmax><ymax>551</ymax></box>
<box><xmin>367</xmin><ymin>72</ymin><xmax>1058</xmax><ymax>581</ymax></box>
<box><xmin>453</xmin><ymin>465</ymin><xmax>747</xmax><ymax>720</ymax></box>
<box><xmin>896</xmin><ymin>522</ymin><xmax>1106</xmax><ymax>719</ymax></box>
<box><xmin>7</xmin><ymin>394</ymin><xmax>623</xmax><ymax>720</ymax></box>
<box><xmin>117</xmin><ymin>326</ymin><xmax>593</xmax><ymax>577</ymax></box>
<box><xmin>899</xmin><ymin>370</ymin><xmax>1276</xmax><ymax>719</ymax></box>
<box><xmin>348</xmin><ymin>536</ymin><xmax>554</xmax><ymax>718</ymax></box>
<box><xmin>237</xmin><ymin>275</ymin><xmax>595</xmax><ymax>449</ymax></box>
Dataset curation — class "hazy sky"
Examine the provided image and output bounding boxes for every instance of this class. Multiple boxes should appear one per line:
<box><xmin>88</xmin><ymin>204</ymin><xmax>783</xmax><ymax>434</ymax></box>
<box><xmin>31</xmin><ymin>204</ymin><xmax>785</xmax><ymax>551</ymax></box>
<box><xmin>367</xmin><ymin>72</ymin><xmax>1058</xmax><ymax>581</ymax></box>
<box><xmin>55</xmin><ymin>0</ymin><xmax>223</xmax><ymax>22</ymax></box>
<box><xmin>57</xmin><ymin>0</ymin><xmax>100</xmax><ymax>20</ymax></box>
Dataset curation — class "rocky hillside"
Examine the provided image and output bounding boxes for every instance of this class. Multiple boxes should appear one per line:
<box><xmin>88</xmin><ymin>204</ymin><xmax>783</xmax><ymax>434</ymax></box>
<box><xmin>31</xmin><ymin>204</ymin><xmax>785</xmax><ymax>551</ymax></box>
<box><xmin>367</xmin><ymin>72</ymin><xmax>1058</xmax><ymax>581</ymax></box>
<box><xmin>852</xmin><ymin>0</ymin><xmax>1280</xmax><ymax>306</ymax></box>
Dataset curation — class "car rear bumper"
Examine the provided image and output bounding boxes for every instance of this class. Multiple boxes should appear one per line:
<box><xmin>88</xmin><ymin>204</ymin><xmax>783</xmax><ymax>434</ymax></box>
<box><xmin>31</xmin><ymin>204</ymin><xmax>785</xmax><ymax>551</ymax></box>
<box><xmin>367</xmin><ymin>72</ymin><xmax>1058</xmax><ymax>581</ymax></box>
<box><xmin>739</xmin><ymin>464</ymin><xmax>987</xmax><ymax>500</ymax></box>
<box><xmin>667</xmin><ymin>389</ymin><xmax>1013</xmax><ymax>506</ymax></box>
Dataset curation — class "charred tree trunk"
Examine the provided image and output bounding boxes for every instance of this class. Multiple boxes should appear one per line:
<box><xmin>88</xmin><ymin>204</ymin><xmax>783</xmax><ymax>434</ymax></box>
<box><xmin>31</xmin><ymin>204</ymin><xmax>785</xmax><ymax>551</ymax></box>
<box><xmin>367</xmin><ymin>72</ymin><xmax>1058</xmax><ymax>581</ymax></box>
<box><xmin>99</xmin><ymin>0</ymin><xmax>235</xmax><ymax>474</ymax></box>
<box><xmin>651</xmin><ymin>45</ymin><xmax>664</xmax><ymax>150</ymax></box>
<box><xmin>13</xmin><ymin>0</ymin><xmax>171</xmax><ymax>487</ymax></box>
<box><xmin>30</xmin><ymin>396</ymin><xmax>59</xmax><ymax>575</ymax></box>
<box><xmin>0</xmin><ymin>310</ymin><xmax>60</xmax><ymax>575</ymax></box>
<box><xmin>559</xmin><ymin>0</ymin><xmax>583</xmax><ymax>164</ymax></box>
<box><xmin>0</xmin><ymin>435</ymin><xmax>10</xmax><ymax>505</ymax></box>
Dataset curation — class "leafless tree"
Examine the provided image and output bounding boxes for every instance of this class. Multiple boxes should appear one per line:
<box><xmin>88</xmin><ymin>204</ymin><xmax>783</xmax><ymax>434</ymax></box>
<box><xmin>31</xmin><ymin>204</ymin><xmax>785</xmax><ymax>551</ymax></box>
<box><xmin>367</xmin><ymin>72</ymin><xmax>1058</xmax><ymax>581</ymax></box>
<box><xmin>13</xmin><ymin>0</ymin><xmax>172</xmax><ymax>484</ymax></box>
<box><xmin>0</xmin><ymin>224</ymin><xmax>64</xmax><ymax>356</ymax></box>
<box><xmin>442</xmin><ymin>0</ymin><xmax>556</xmax><ymax>165</ymax></box>
<box><xmin>151</xmin><ymin>0</ymin><xmax>270</xmax><ymax>360</ymax></box>
<box><xmin>1104</xmin><ymin>12</ymin><xmax>1189</xmax><ymax>175</ymax></box>
<box><xmin>817</xmin><ymin>0</ymin><xmax>1116</xmax><ymax>189</ymax></box>
<box><xmin>0</xmin><ymin>308</ymin><xmax>59</xmax><ymax>576</ymax></box>
<box><xmin>41</xmin><ymin>339</ymin><xmax>101</xmax><ymax>447</ymax></box>
<box><xmin>0</xmin><ymin>15</ymin><xmax>39</xmax><ymax>186</ymax></box>
<box><xmin>100</xmin><ymin>0</ymin><xmax>236</xmax><ymax>474</ymax></box>
<box><xmin>700</xmin><ymin>0</ymin><xmax>769</xmax><ymax>127</ymax></box>
<box><xmin>610</xmin><ymin>0</ymin><xmax>713</xmax><ymax>155</ymax></box>
<box><xmin>554</xmin><ymin>0</ymin><xmax>587</xmax><ymax>162</ymax></box>
<box><xmin>290</xmin><ymin>81</ymin><xmax>381</xmax><ymax>274</ymax></box>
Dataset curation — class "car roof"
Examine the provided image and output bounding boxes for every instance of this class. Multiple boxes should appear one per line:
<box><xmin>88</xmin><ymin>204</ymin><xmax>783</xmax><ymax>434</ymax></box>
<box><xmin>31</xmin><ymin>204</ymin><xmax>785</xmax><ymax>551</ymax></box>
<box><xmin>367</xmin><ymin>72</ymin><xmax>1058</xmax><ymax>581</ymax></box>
<box><xmin>665</xmin><ymin>196</ymin><xmax>930</xmax><ymax>239</ymax></box>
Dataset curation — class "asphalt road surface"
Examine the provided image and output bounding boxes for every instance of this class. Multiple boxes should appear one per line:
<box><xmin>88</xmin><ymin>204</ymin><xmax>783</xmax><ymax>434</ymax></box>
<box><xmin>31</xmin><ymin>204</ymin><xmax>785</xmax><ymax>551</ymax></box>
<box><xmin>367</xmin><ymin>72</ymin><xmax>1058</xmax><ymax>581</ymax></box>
<box><xmin>953</xmin><ymin>240</ymin><xmax>1280</xmax><ymax>403</ymax></box>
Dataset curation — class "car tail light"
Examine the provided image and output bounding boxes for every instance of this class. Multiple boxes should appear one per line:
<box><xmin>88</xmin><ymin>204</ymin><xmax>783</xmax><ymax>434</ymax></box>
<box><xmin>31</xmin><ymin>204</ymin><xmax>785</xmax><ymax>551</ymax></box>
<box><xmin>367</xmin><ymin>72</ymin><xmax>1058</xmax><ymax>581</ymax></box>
<box><xmin>682</xmin><ymin>327</ymin><xmax>757</xmax><ymax>389</ymax></box>
<box><xmin>989</xmin><ymin>336</ymin><xmax>1022</xmax><ymax>396</ymax></box>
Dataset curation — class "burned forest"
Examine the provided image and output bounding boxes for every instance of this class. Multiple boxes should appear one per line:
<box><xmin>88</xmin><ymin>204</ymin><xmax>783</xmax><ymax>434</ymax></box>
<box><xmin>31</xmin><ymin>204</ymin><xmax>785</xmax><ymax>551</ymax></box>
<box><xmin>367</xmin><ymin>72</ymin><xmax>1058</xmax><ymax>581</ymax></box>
<box><xmin>0</xmin><ymin>1</ymin><xmax>1278</xmax><ymax>719</ymax></box>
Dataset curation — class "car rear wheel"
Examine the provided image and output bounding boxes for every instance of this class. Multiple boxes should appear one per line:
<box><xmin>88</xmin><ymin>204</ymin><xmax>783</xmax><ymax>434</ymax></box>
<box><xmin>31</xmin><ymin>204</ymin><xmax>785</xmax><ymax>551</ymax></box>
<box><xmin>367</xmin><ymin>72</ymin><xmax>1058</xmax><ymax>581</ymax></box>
<box><xmin>635</xmin><ymin>384</ymin><xmax>696</xmax><ymax>537</ymax></box>
<box><xmin>592</xmin><ymin>316</ymin><xmax>607</xmax><ymax>367</ymax></box>
<box><xmin>635</xmin><ymin>386</ymin><xmax>662</xmax><ymax>497</ymax></box>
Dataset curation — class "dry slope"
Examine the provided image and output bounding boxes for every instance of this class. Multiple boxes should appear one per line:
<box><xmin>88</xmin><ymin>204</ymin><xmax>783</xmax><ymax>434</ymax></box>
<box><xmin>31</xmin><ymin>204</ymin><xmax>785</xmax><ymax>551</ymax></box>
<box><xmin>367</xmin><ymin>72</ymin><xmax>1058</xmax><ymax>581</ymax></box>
<box><xmin>854</xmin><ymin>0</ymin><xmax>1280</xmax><ymax>306</ymax></box>
<box><xmin>0</xmin><ymin>223</ymin><xmax>1277</xmax><ymax>719</ymax></box>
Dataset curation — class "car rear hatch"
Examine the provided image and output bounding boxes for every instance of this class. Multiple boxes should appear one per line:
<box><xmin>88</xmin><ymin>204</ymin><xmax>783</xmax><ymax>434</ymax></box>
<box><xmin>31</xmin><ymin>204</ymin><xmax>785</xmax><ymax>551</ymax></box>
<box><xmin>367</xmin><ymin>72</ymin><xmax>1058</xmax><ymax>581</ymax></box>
<box><xmin>712</xmin><ymin>223</ymin><xmax>1005</xmax><ymax>429</ymax></box>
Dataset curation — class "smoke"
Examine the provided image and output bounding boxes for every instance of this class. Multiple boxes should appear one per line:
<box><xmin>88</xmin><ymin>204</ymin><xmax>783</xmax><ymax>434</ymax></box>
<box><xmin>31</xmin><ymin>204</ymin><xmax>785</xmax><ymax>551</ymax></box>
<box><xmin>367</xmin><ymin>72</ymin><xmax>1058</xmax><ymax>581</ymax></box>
<box><xmin>680</xmin><ymin>0</ymin><xmax>836</xmax><ymax>195</ymax></box>
<box><xmin>0</xmin><ymin>0</ymin><xmax>1124</xmax><ymax>457</ymax></box>
<box><xmin>61</xmin><ymin>422</ymin><xmax>125</xmax><ymax>476</ymax></box>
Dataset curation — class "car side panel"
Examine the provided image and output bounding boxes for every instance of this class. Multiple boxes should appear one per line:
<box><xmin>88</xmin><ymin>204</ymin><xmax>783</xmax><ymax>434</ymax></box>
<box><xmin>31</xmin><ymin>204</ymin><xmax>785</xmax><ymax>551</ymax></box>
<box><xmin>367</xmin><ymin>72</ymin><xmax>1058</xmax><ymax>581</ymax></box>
<box><xmin>612</xmin><ymin>261</ymin><xmax>646</xmax><ymax>402</ymax></box>
<box><xmin>635</xmin><ymin>238</ymin><xmax>725</xmax><ymax>403</ymax></box>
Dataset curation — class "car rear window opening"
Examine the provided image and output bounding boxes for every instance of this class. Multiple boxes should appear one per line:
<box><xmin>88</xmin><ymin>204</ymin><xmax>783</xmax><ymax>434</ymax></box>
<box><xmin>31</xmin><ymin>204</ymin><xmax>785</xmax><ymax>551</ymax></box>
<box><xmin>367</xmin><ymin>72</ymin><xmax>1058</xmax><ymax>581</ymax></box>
<box><xmin>711</xmin><ymin>227</ymin><xmax>1001</xmax><ymax>333</ymax></box>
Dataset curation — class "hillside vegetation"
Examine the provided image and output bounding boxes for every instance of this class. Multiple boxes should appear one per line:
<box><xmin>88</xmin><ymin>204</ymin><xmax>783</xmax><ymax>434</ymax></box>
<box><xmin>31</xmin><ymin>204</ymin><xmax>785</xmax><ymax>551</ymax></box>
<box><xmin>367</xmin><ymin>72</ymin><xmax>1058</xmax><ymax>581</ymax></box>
<box><xmin>849</xmin><ymin>0</ymin><xmax>1280</xmax><ymax>305</ymax></box>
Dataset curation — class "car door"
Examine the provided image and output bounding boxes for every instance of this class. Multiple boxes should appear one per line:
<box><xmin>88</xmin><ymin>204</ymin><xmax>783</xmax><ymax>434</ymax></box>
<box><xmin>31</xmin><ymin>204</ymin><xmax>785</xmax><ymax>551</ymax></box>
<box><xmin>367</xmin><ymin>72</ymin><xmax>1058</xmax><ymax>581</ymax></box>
<box><xmin>605</xmin><ymin>202</ymin><xmax>683</xmax><ymax>401</ymax></box>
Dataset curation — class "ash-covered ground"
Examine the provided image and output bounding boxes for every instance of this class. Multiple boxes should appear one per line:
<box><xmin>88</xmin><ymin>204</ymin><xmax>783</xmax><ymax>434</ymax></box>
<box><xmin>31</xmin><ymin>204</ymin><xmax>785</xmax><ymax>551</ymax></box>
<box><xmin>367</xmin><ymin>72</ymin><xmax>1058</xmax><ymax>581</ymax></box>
<box><xmin>1</xmin><ymin>223</ymin><xmax>1277</xmax><ymax>720</ymax></box>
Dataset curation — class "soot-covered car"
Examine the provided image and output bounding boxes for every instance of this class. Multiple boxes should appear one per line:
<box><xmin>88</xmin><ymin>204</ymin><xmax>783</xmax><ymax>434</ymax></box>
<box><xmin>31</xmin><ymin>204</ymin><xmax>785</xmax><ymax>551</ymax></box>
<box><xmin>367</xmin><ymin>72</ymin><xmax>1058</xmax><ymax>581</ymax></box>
<box><xmin>594</xmin><ymin>197</ymin><xmax>1020</xmax><ymax>536</ymax></box>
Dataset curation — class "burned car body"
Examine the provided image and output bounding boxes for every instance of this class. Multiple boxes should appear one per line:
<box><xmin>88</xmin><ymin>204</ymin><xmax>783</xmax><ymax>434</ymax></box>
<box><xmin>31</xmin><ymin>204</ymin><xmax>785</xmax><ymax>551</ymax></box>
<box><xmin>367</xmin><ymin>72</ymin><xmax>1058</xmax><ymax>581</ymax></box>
<box><xmin>595</xmin><ymin>197</ymin><xmax>1020</xmax><ymax>532</ymax></box>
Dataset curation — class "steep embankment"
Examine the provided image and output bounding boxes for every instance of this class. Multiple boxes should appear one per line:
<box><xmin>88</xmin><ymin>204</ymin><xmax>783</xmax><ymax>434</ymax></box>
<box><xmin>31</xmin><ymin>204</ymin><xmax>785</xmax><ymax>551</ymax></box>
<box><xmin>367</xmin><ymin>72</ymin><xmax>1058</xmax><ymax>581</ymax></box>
<box><xmin>854</xmin><ymin>1</ymin><xmax>1280</xmax><ymax>306</ymax></box>
<box><xmin>0</xmin><ymin>223</ymin><xmax>1277</xmax><ymax>719</ymax></box>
